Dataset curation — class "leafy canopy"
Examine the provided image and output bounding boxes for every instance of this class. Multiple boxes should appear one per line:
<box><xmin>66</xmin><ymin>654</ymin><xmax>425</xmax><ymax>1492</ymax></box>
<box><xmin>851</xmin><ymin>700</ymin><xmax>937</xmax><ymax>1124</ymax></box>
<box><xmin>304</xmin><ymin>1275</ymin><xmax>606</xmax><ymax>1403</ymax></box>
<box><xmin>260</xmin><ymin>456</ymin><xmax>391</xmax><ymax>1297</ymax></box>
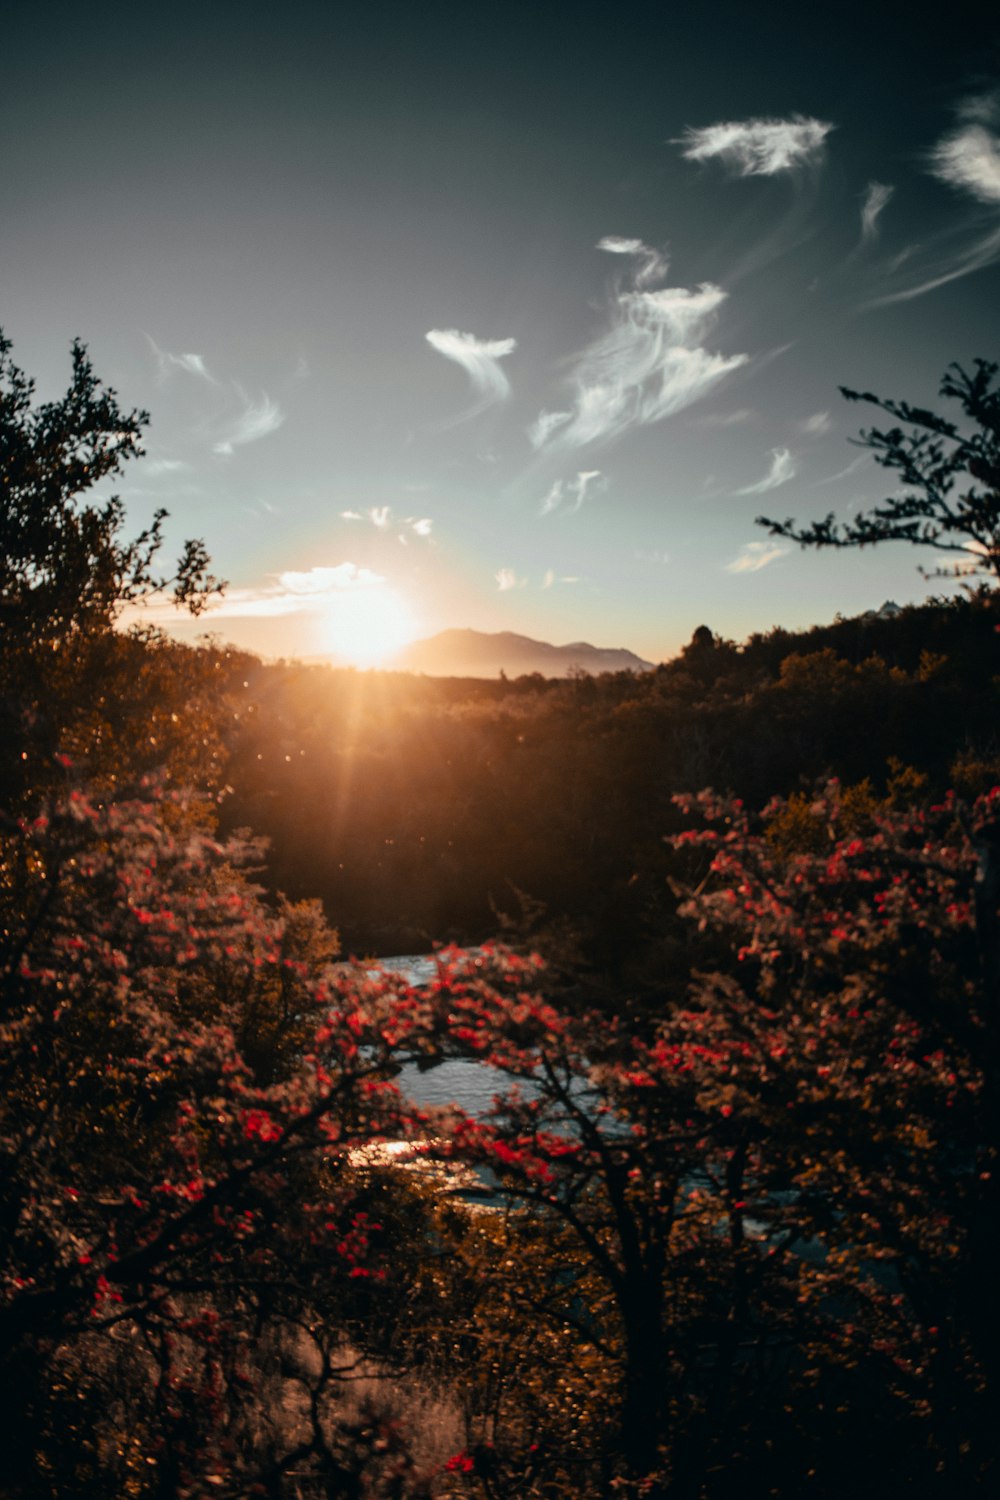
<box><xmin>0</xmin><ymin>330</ymin><xmax>223</xmax><ymax>646</ymax></box>
<box><xmin>758</xmin><ymin>358</ymin><xmax>1000</xmax><ymax>582</ymax></box>
<box><xmin>0</xmin><ymin>332</ymin><xmax>229</xmax><ymax>808</ymax></box>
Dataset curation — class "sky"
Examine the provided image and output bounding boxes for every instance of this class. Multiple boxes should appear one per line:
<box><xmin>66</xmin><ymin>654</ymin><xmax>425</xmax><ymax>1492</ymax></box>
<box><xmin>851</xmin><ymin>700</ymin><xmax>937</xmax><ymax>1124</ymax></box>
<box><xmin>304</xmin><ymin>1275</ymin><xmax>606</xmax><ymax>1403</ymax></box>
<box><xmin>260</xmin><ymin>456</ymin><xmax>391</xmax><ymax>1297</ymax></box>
<box><xmin>4</xmin><ymin>0</ymin><xmax>1000</xmax><ymax>666</ymax></box>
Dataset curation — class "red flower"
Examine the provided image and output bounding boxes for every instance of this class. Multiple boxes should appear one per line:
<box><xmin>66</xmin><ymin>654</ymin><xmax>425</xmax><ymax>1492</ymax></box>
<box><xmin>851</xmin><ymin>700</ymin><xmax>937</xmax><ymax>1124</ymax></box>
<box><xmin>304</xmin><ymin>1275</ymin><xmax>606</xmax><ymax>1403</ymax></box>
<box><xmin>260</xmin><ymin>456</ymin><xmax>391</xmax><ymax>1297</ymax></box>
<box><xmin>242</xmin><ymin>1109</ymin><xmax>282</xmax><ymax>1143</ymax></box>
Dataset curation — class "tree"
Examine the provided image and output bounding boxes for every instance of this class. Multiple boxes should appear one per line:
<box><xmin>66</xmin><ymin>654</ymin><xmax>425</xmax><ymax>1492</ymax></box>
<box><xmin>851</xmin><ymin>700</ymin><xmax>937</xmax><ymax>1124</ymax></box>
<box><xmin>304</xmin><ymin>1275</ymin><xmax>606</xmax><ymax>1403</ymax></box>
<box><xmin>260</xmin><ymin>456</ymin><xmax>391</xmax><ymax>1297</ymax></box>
<box><xmin>406</xmin><ymin>776</ymin><xmax>1000</xmax><ymax>1497</ymax></box>
<box><xmin>0</xmin><ymin>333</ymin><xmax>471</xmax><ymax>1493</ymax></box>
<box><xmin>0</xmin><ymin>331</ymin><xmax>221</xmax><ymax>644</ymax></box>
<box><xmin>0</xmin><ymin>769</ymin><xmax>456</xmax><ymax>1497</ymax></box>
<box><xmin>405</xmin><ymin>944</ymin><xmax>818</xmax><ymax>1495</ymax></box>
<box><xmin>758</xmin><ymin>359</ymin><xmax>1000</xmax><ymax>583</ymax></box>
<box><xmin>0</xmin><ymin>331</ymin><xmax>225</xmax><ymax>807</ymax></box>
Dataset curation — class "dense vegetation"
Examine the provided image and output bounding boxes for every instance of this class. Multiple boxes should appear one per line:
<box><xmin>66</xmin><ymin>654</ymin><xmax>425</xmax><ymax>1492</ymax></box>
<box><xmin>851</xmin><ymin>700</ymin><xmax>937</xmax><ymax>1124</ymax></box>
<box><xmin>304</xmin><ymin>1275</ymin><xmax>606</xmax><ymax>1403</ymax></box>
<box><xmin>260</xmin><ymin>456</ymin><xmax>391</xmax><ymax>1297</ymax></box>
<box><xmin>218</xmin><ymin>589</ymin><xmax>1000</xmax><ymax>993</ymax></box>
<box><xmin>2</xmin><ymin>333</ymin><xmax>998</xmax><ymax>1497</ymax></box>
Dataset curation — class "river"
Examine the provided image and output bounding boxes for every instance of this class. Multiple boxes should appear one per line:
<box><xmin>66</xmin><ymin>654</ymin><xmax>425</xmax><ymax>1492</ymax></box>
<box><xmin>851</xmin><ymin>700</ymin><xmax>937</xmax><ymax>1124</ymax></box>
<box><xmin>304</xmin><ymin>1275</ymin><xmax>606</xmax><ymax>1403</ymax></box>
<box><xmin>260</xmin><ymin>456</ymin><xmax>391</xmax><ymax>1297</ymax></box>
<box><xmin>371</xmin><ymin>953</ymin><xmax>521</xmax><ymax>1117</ymax></box>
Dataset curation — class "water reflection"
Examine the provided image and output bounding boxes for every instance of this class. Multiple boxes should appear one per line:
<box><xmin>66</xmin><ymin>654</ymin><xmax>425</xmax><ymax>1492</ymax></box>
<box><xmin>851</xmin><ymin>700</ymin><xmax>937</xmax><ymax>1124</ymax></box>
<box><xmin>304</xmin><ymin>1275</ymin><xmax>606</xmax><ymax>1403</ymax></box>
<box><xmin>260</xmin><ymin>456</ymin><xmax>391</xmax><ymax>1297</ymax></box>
<box><xmin>374</xmin><ymin>953</ymin><xmax>519</xmax><ymax>1117</ymax></box>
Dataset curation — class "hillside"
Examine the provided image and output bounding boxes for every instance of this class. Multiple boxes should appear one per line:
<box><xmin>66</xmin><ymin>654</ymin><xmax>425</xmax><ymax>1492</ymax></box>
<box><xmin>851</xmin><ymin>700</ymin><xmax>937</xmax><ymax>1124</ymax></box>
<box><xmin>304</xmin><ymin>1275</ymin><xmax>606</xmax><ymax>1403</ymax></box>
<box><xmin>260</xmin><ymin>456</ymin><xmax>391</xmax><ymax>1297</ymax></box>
<box><xmin>385</xmin><ymin>627</ymin><xmax>655</xmax><ymax>678</ymax></box>
<box><xmin>219</xmin><ymin>590</ymin><xmax>1000</xmax><ymax>971</ymax></box>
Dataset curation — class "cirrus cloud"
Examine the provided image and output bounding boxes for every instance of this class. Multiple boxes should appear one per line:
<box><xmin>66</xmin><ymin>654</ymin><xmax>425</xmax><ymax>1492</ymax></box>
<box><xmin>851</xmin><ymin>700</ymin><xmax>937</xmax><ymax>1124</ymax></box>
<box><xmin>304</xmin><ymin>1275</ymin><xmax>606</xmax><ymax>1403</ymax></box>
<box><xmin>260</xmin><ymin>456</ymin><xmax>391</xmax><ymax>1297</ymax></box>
<box><xmin>341</xmin><ymin>507</ymin><xmax>433</xmax><ymax>541</ymax></box>
<box><xmin>535</xmin><ymin>281</ymin><xmax>748</xmax><ymax>453</ymax></box>
<box><xmin>130</xmin><ymin>563</ymin><xmax>386</xmax><ymax>626</ymax></box>
<box><xmin>929</xmin><ymin>122</ymin><xmax>1000</xmax><ymax>204</ymax></box>
<box><xmin>540</xmin><ymin>469</ymin><xmax>603</xmax><ymax>516</ymax></box>
<box><xmin>734</xmin><ymin>447</ymin><xmax>797</xmax><ymax>496</ymax></box>
<box><xmin>146</xmin><ymin>335</ymin><xmax>218</xmax><ymax>384</ymax></box>
<box><xmin>214</xmin><ymin>389</ymin><xmax>285</xmax><ymax>456</ymax></box>
<box><xmin>529</xmin><ymin>408</ymin><xmax>573</xmax><ymax>449</ymax></box>
<box><xmin>676</xmin><ymin>115</ymin><xmax>833</xmax><ymax>176</ymax></box>
<box><xmin>597</xmin><ymin>235</ymin><xmax>669</xmax><ymax>286</ymax></box>
<box><xmin>860</xmin><ymin>181</ymin><xmax>894</xmax><ymax>241</ymax></box>
<box><xmin>277</xmin><ymin>564</ymin><xmax>383</xmax><ymax>597</ymax></box>
<box><xmin>725</xmin><ymin>540</ymin><xmax>790</xmax><ymax>574</ymax></box>
<box><xmin>425</xmin><ymin>328</ymin><xmax>517</xmax><ymax>417</ymax></box>
<box><xmin>865</xmin><ymin>99</ymin><xmax>1000</xmax><ymax>308</ymax></box>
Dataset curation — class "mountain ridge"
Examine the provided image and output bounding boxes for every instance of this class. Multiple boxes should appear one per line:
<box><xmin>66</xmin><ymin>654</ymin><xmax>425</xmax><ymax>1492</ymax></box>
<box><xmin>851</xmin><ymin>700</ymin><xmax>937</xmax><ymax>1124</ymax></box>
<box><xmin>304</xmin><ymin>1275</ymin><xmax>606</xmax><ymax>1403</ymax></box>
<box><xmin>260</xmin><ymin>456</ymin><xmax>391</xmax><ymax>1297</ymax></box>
<box><xmin>385</xmin><ymin>627</ymin><xmax>655</xmax><ymax>679</ymax></box>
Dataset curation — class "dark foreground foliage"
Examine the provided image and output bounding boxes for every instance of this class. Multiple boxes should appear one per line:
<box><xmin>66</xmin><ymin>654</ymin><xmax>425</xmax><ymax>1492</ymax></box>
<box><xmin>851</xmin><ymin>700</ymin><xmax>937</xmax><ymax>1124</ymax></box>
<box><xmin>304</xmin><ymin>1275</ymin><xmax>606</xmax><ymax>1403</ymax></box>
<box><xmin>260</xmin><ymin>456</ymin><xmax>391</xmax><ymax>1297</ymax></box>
<box><xmin>4</xmin><ymin>770</ymin><xmax>997</xmax><ymax>1497</ymax></box>
<box><xmin>3</xmin><ymin>332</ymin><xmax>999</xmax><ymax>1496</ymax></box>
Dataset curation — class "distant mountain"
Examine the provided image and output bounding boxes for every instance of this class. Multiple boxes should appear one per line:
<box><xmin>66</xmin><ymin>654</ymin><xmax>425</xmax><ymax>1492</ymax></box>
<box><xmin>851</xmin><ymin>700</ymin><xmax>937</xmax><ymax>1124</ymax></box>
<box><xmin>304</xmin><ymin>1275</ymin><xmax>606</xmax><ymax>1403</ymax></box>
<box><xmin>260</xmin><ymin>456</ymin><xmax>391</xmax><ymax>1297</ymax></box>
<box><xmin>387</xmin><ymin>628</ymin><xmax>655</xmax><ymax>679</ymax></box>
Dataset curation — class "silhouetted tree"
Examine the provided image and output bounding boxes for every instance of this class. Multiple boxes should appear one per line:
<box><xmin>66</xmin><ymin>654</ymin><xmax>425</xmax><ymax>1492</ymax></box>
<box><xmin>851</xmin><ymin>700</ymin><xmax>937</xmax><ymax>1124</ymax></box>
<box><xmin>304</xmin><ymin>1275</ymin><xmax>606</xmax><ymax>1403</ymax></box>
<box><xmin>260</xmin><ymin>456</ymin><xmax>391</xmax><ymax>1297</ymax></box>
<box><xmin>0</xmin><ymin>330</ymin><xmax>222</xmax><ymax>646</ymax></box>
<box><xmin>759</xmin><ymin>359</ymin><xmax>1000</xmax><ymax>583</ymax></box>
<box><xmin>0</xmin><ymin>331</ymin><xmax>225</xmax><ymax>805</ymax></box>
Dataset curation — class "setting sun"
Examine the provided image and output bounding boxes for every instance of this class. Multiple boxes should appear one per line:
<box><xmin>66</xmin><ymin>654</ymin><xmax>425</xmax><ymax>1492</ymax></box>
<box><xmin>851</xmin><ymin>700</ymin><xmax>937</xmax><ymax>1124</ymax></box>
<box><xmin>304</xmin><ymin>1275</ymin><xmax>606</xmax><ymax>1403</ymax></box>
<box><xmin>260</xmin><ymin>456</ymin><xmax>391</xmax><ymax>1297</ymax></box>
<box><xmin>322</xmin><ymin>585</ymin><xmax>416</xmax><ymax>666</ymax></box>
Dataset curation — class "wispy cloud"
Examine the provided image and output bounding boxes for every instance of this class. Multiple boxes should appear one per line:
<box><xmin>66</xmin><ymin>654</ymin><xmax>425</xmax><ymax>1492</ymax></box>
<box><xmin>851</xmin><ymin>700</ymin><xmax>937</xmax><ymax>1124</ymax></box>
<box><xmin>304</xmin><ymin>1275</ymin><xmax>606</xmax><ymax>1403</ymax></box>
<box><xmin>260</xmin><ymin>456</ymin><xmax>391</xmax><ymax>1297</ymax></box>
<box><xmin>278</xmin><ymin>565</ymin><xmax>382</xmax><ymax>597</ymax></box>
<box><xmin>214</xmin><ymin>390</ymin><xmax>285</xmax><ymax>456</ymax></box>
<box><xmin>725</xmin><ymin>540</ymin><xmax>789</xmax><ymax>574</ymax></box>
<box><xmin>860</xmin><ymin>181</ymin><xmax>894</xmax><ymax>241</ymax></box>
<box><xmin>570</xmin><ymin>470</ymin><xmax>602</xmax><ymax>513</ymax></box>
<box><xmin>142</xmin><ymin>457</ymin><xmax>188</xmax><ymax>477</ymax></box>
<box><xmin>597</xmin><ymin>235</ymin><xmax>668</xmax><ymax>286</ymax></box>
<box><xmin>676</xmin><ymin>115</ymin><xmax>833</xmax><ymax>176</ymax></box>
<box><xmin>529</xmin><ymin>409</ymin><xmax>573</xmax><ymax>449</ymax></box>
<box><xmin>536</xmin><ymin>280</ymin><xmax>747</xmax><ymax>453</ymax></box>
<box><xmin>958</xmin><ymin>91</ymin><xmax>1000</xmax><ymax>127</ymax></box>
<box><xmin>146</xmin><ymin>343</ymin><xmax>289</xmax><ymax>458</ymax></box>
<box><xmin>542</xmin><ymin>569</ymin><xmax>582</xmax><ymax>587</ymax></box>
<box><xmin>734</xmin><ymin>447</ymin><xmax>797</xmax><ymax>496</ymax></box>
<box><xmin>688</xmin><ymin>407</ymin><xmax>753</xmax><ymax>429</ymax></box>
<box><xmin>147</xmin><ymin>335</ymin><xmax>218</xmax><ymax>384</ymax></box>
<box><xmin>425</xmin><ymin>328</ymin><xmax>517</xmax><ymax>416</ymax></box>
<box><xmin>495</xmin><ymin>567</ymin><xmax>520</xmax><ymax>591</ymax></box>
<box><xmin>540</xmin><ymin>480</ymin><xmax>564</xmax><ymax>516</ymax></box>
<box><xmin>930</xmin><ymin>119</ymin><xmax>1000</xmax><ymax>203</ymax></box>
<box><xmin>540</xmin><ymin>470</ymin><xmax>603</xmax><ymax>516</ymax></box>
<box><xmin>136</xmin><ymin>563</ymin><xmax>385</xmax><ymax>623</ymax></box>
<box><xmin>800</xmin><ymin>411</ymin><xmax>831</xmax><ymax>436</ymax></box>
<box><xmin>529</xmin><ymin>233</ymin><xmax>747</xmax><ymax>454</ymax></box>
<box><xmin>341</xmin><ymin>506</ymin><xmax>433</xmax><ymax>540</ymax></box>
<box><xmin>814</xmin><ymin>452</ymin><xmax>871</xmax><ymax>486</ymax></box>
<box><xmin>865</xmin><ymin>224</ymin><xmax>1000</xmax><ymax>306</ymax></box>
<box><xmin>868</xmin><ymin>98</ymin><xmax>1000</xmax><ymax>307</ymax></box>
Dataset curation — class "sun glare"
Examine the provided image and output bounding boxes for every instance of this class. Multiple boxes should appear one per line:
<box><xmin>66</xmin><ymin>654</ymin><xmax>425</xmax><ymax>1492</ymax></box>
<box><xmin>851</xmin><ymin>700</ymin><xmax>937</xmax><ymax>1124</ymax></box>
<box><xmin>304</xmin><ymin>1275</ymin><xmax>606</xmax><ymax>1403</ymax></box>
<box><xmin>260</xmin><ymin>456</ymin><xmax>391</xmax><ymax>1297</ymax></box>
<box><xmin>323</xmin><ymin>586</ymin><xmax>416</xmax><ymax>666</ymax></box>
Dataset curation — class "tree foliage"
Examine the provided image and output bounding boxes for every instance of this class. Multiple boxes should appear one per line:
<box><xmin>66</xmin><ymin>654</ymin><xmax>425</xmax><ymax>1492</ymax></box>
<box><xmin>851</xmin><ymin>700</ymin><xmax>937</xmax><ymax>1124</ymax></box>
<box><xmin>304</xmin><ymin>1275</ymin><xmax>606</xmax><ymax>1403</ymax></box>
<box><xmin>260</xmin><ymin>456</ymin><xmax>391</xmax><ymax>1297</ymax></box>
<box><xmin>404</xmin><ymin>780</ymin><xmax>999</xmax><ymax>1495</ymax></box>
<box><xmin>758</xmin><ymin>359</ymin><xmax>1000</xmax><ymax>582</ymax></box>
<box><xmin>0</xmin><ymin>331</ymin><xmax>222</xmax><ymax>644</ymax></box>
<box><xmin>0</xmin><ymin>773</ymin><xmax>448</xmax><ymax>1496</ymax></box>
<box><xmin>0</xmin><ymin>332</ymin><xmax>444</xmax><ymax>1496</ymax></box>
<box><xmin>3</xmin><ymin>330</ymin><xmax>1000</xmax><ymax>1495</ymax></box>
<box><xmin>0</xmin><ymin>332</ymin><xmax>225</xmax><ymax>809</ymax></box>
